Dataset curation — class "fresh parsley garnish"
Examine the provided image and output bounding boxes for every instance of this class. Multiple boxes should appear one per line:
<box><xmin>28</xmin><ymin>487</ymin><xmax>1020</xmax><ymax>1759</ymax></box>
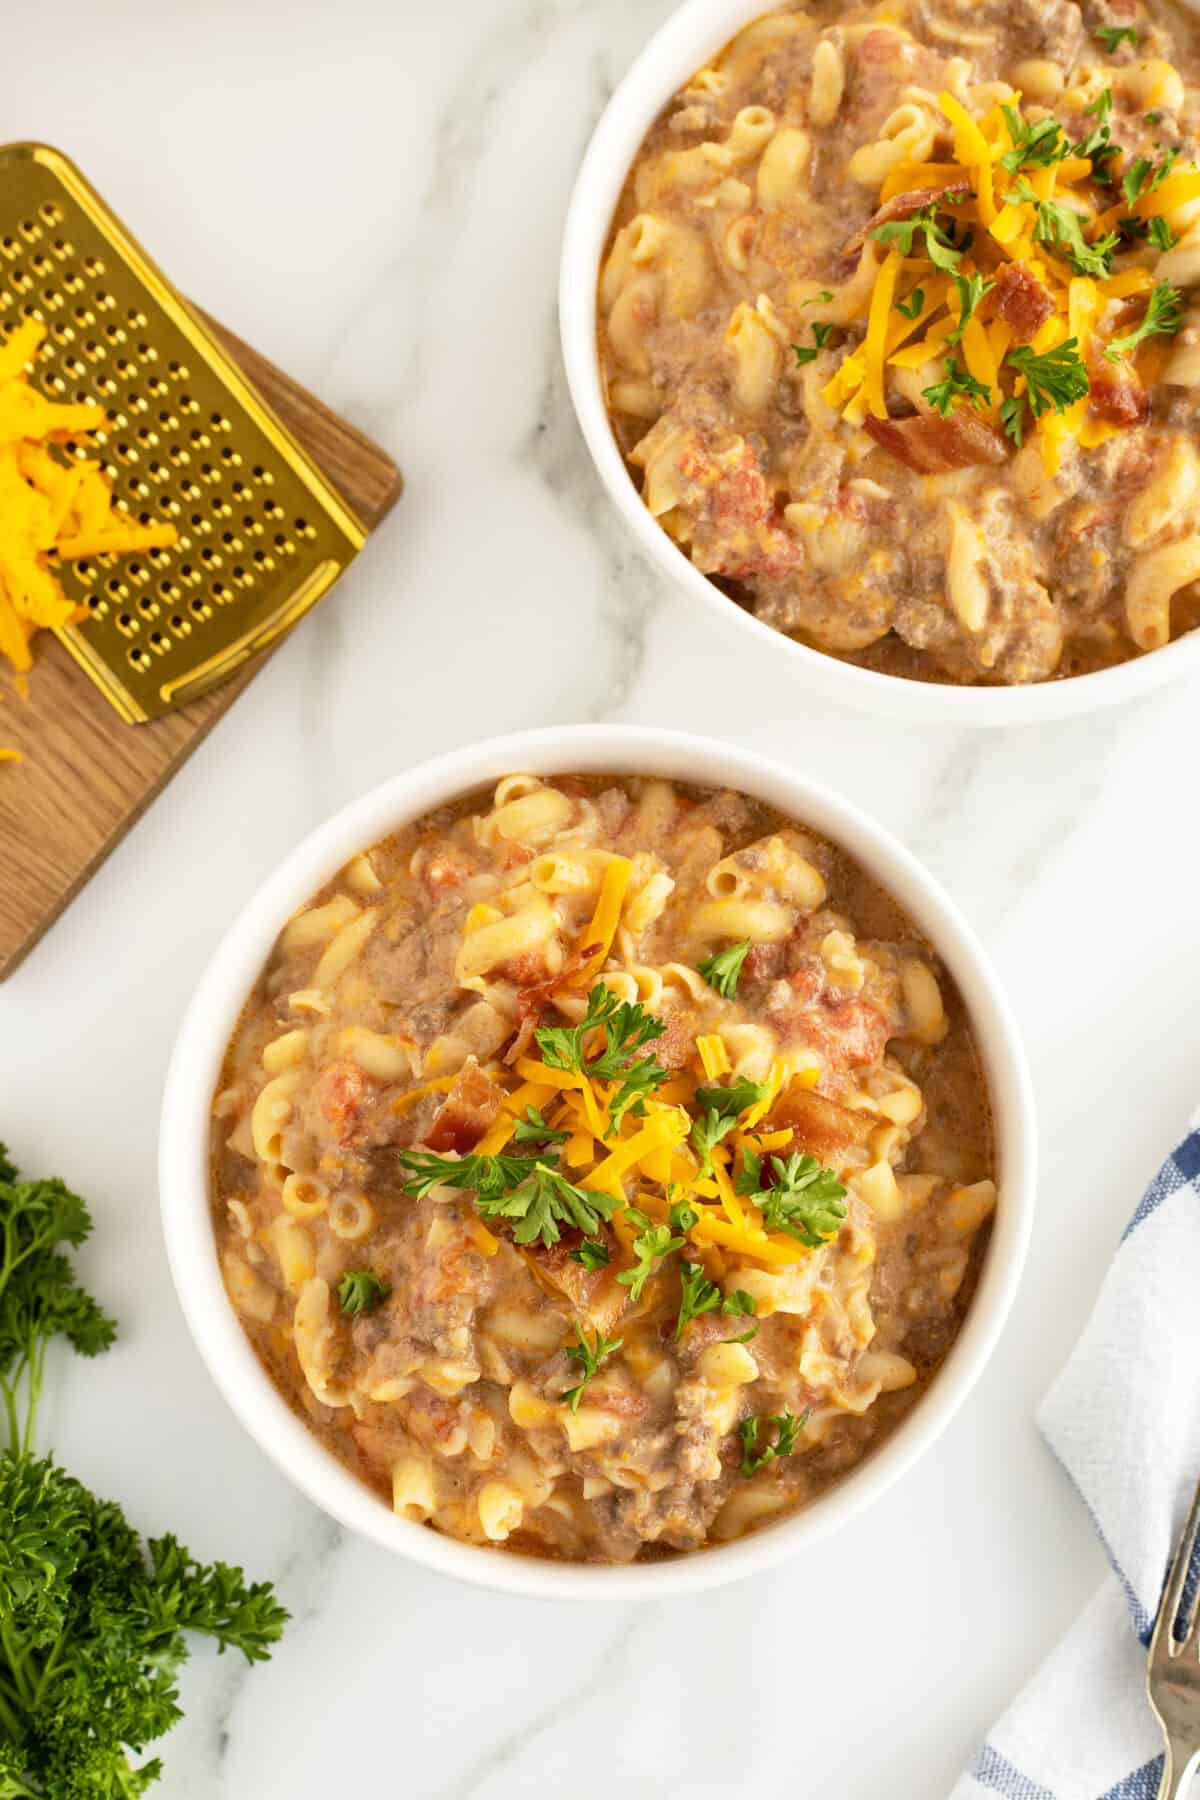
<box><xmin>690</xmin><ymin>1107</ymin><xmax>740</xmax><ymax>1181</ymax></box>
<box><xmin>721</xmin><ymin>1289</ymin><xmax>759</xmax><ymax>1343</ymax></box>
<box><xmin>675</xmin><ymin>1261</ymin><xmax>723</xmax><ymax>1338</ymax></box>
<box><xmin>1123</xmin><ymin>147</ymin><xmax>1179</xmax><ymax>208</ymax></box>
<box><xmin>1003</xmin><ymin>339</ymin><xmax>1090</xmax><ymax>438</ymax></box>
<box><xmin>750</xmin><ymin>1153</ymin><xmax>848</xmax><ymax>1247</ymax></box>
<box><xmin>895</xmin><ymin>286</ymin><xmax>926</xmax><ymax>320</ymax></box>
<box><xmin>922</xmin><ymin>357</ymin><xmax>992</xmax><ymax>416</ymax></box>
<box><xmin>803</xmin><ymin>290</ymin><xmax>834</xmax><ymax>305</ymax></box>
<box><xmin>1095</xmin><ymin>24</ymin><xmax>1137</xmax><ymax>51</ymax></box>
<box><xmin>1011</xmin><ymin>178</ymin><xmax>1119</xmax><ymax>277</ymax></box>
<box><xmin>792</xmin><ymin>322</ymin><xmax>834</xmax><ymax>366</ymax></box>
<box><xmin>616</xmin><ymin>1205</ymin><xmax>688</xmax><ymax>1301</ymax></box>
<box><xmin>561</xmin><ymin>1323</ymin><xmax>623</xmax><ymax>1410</ymax></box>
<box><xmin>739</xmin><ymin>1408</ymin><xmax>808</xmax><ymax>1476</ymax></box>
<box><xmin>1148</xmin><ymin>215</ymin><xmax>1179</xmax><ymax>251</ymax></box>
<box><xmin>946</xmin><ymin>271</ymin><xmax>994</xmax><ymax>348</ymax></box>
<box><xmin>337</xmin><ymin>1269</ymin><xmax>391</xmax><ymax>1315</ymax></box>
<box><xmin>674</xmin><ymin>1263</ymin><xmax>758</xmax><ymax>1340</ymax></box>
<box><xmin>0</xmin><ymin>1146</ymin><xmax>287</xmax><ymax>1793</ymax></box>
<box><xmin>512</xmin><ymin>1104</ymin><xmax>569</xmax><ymax>1146</ymax></box>
<box><xmin>870</xmin><ymin>198</ymin><xmax>968</xmax><ymax>271</ymax></box>
<box><xmin>535</xmin><ymin>984</ymin><xmax>668</xmax><ymax>1125</ymax></box>
<box><xmin>1074</xmin><ymin>89</ymin><xmax>1118</xmax><ymax>181</ymax></box>
<box><xmin>999</xmin><ymin>107</ymin><xmax>1066</xmax><ymax>173</ymax></box>
<box><xmin>570</xmin><ymin>1237</ymin><xmax>611</xmax><ymax>1271</ymax></box>
<box><xmin>697</xmin><ymin>938</ymin><xmax>751</xmax><ymax>999</ymax></box>
<box><xmin>1105</xmin><ymin>280</ymin><xmax>1184</xmax><ymax>360</ymax></box>
<box><xmin>693</xmin><ymin>1077</ymin><xmax>767</xmax><ymax>1119</ymax></box>
<box><xmin>397</xmin><ymin>1147</ymin><xmax>617</xmax><ymax>1248</ymax></box>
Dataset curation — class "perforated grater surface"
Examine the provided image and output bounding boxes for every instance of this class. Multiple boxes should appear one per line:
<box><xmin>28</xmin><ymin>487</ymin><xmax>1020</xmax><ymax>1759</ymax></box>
<box><xmin>0</xmin><ymin>142</ymin><xmax>366</xmax><ymax>723</ymax></box>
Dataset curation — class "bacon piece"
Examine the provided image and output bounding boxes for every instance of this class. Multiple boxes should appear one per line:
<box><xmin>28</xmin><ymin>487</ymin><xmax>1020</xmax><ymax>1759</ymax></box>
<box><xmin>993</xmin><ymin>262</ymin><xmax>1055</xmax><ymax>344</ymax></box>
<box><xmin>865</xmin><ymin>410</ymin><xmax>1008</xmax><ymax>473</ymax></box>
<box><xmin>768</xmin><ymin>1081</ymin><xmax>877</xmax><ymax>1162</ymax></box>
<box><xmin>423</xmin><ymin>1057</ymin><xmax>505</xmax><ymax>1154</ymax></box>
<box><xmin>1088</xmin><ymin>360</ymin><xmax>1149</xmax><ymax>426</ymax></box>
<box><xmin>316</xmin><ymin>1061</ymin><xmax>374</xmax><ymax>1147</ymax></box>
<box><xmin>524</xmin><ymin>1242</ymin><xmax>627</xmax><ymax>1335</ymax></box>
<box><xmin>843</xmin><ymin>182</ymin><xmax>968</xmax><ymax>258</ymax></box>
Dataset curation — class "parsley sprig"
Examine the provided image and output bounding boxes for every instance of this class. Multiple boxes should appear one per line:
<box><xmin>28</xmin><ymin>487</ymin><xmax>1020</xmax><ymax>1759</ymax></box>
<box><xmin>739</xmin><ymin>1408</ymin><xmax>808</xmax><ymax>1476</ymax></box>
<box><xmin>397</xmin><ymin>1147</ymin><xmax>617</xmax><ymax>1248</ymax></box>
<box><xmin>562</xmin><ymin>1323</ymin><xmax>623</xmax><ymax>1410</ymax></box>
<box><xmin>512</xmin><ymin>1105</ymin><xmax>568</xmax><ymax>1147</ymax></box>
<box><xmin>337</xmin><ymin>1269</ymin><xmax>390</xmax><ymax>1315</ymax></box>
<box><xmin>570</xmin><ymin>1238</ymin><xmax>610</xmax><ymax>1272</ymax></box>
<box><xmin>870</xmin><ymin>197</ymin><xmax>969</xmax><ymax>271</ymax></box>
<box><xmin>1000</xmin><ymin>339</ymin><xmax>1090</xmax><ymax>445</ymax></box>
<box><xmin>0</xmin><ymin>1146</ymin><xmax>287</xmax><ymax>1795</ymax></box>
<box><xmin>792</xmin><ymin>322</ymin><xmax>834</xmax><ymax>366</ymax></box>
<box><xmin>895</xmin><ymin>286</ymin><xmax>925</xmax><ymax>320</ymax></box>
<box><xmin>1105</xmin><ymin>281</ymin><xmax>1184</xmax><ymax>361</ymax></box>
<box><xmin>1122</xmin><ymin>147</ymin><xmax>1179</xmax><ymax>209</ymax></box>
<box><xmin>1074</xmin><ymin>88</ymin><xmax>1118</xmax><ymax>183</ymax></box>
<box><xmin>1095</xmin><ymin>24</ymin><xmax>1138</xmax><ymax>52</ymax></box>
<box><xmin>922</xmin><ymin>357</ymin><xmax>992</xmax><ymax>416</ymax></box>
<box><xmin>1010</xmin><ymin>178</ymin><xmax>1119</xmax><ymax>277</ymax></box>
<box><xmin>697</xmin><ymin>938</ymin><xmax>751</xmax><ymax>999</ymax></box>
<box><xmin>999</xmin><ymin>107</ymin><xmax>1066</xmax><ymax>174</ymax></box>
<box><xmin>535</xmin><ymin>985</ymin><xmax>668</xmax><ymax>1125</ymax></box>
<box><xmin>736</xmin><ymin>1149</ymin><xmax>847</xmax><ymax>1247</ymax></box>
<box><xmin>675</xmin><ymin>1262</ymin><xmax>758</xmax><ymax>1340</ymax></box>
<box><xmin>616</xmin><ymin>1200</ymin><xmax>695</xmax><ymax>1302</ymax></box>
<box><xmin>946</xmin><ymin>271</ymin><xmax>994</xmax><ymax>348</ymax></box>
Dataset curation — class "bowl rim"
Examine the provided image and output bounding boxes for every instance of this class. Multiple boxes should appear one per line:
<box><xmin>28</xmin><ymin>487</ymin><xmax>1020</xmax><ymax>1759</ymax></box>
<box><xmin>159</xmin><ymin>722</ymin><xmax>1036</xmax><ymax>1600</ymax></box>
<box><xmin>557</xmin><ymin>0</ymin><xmax>1200</xmax><ymax>727</ymax></box>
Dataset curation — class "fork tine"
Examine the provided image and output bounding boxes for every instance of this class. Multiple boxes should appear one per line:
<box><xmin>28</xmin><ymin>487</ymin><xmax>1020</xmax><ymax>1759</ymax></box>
<box><xmin>1151</xmin><ymin>1470</ymin><xmax>1200</xmax><ymax>1664</ymax></box>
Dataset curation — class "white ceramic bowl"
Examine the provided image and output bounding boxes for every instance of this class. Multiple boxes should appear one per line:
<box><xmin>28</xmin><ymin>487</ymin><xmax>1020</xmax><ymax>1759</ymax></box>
<box><xmin>160</xmin><ymin>724</ymin><xmax>1035</xmax><ymax>1599</ymax></box>
<box><xmin>559</xmin><ymin>0</ymin><xmax>1200</xmax><ymax>726</ymax></box>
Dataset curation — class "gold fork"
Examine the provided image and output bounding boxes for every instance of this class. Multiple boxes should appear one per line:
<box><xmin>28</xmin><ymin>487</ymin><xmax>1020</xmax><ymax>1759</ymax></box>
<box><xmin>1148</xmin><ymin>1473</ymin><xmax>1200</xmax><ymax>1798</ymax></box>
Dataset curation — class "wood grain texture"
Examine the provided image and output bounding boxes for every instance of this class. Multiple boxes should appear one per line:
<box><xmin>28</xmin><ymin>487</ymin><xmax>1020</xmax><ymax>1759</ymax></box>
<box><xmin>0</xmin><ymin>313</ymin><xmax>402</xmax><ymax>982</ymax></box>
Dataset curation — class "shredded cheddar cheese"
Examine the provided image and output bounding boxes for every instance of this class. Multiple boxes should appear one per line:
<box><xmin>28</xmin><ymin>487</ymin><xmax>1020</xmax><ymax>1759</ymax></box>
<box><xmin>0</xmin><ymin>318</ymin><xmax>178</xmax><ymax>697</ymax></box>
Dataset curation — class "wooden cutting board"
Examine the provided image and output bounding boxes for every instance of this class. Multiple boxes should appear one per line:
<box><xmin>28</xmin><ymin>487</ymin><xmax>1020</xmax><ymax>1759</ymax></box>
<box><xmin>0</xmin><ymin>312</ymin><xmax>402</xmax><ymax>982</ymax></box>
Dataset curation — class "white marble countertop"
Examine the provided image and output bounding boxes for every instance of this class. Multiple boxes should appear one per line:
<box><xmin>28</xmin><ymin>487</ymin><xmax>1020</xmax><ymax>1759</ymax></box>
<box><xmin>5</xmin><ymin>1</ymin><xmax>1200</xmax><ymax>1793</ymax></box>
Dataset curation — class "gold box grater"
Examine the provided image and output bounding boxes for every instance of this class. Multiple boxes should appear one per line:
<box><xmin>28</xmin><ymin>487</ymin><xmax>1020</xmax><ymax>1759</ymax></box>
<box><xmin>0</xmin><ymin>142</ymin><xmax>366</xmax><ymax>722</ymax></box>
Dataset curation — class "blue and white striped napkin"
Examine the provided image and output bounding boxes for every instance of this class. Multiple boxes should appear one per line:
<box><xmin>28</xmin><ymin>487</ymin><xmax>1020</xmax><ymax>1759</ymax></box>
<box><xmin>953</xmin><ymin>1113</ymin><xmax>1200</xmax><ymax>1800</ymax></box>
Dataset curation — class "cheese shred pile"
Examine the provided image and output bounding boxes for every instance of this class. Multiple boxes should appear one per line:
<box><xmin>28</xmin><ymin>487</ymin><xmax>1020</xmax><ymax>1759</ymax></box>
<box><xmin>0</xmin><ymin>316</ymin><xmax>178</xmax><ymax>745</ymax></box>
<box><xmin>822</xmin><ymin>81</ymin><xmax>1199</xmax><ymax>471</ymax></box>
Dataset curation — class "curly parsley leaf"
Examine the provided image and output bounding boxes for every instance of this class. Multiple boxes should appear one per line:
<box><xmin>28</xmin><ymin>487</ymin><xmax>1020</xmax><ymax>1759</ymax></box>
<box><xmin>477</xmin><ymin>1163</ymin><xmax>618</xmax><ymax>1249</ymax></box>
<box><xmin>946</xmin><ymin>271</ymin><xmax>995</xmax><ymax>348</ymax></box>
<box><xmin>791</xmin><ymin>322</ymin><xmax>834</xmax><ymax>366</ymax></box>
<box><xmin>616</xmin><ymin>1207</ymin><xmax>687</xmax><ymax>1301</ymax></box>
<box><xmin>697</xmin><ymin>938</ymin><xmax>751</xmax><ymax>999</ymax></box>
<box><xmin>1148</xmin><ymin>215</ymin><xmax>1179</xmax><ymax>251</ymax></box>
<box><xmin>870</xmin><ymin>197</ymin><xmax>969</xmax><ymax>271</ymax></box>
<box><xmin>999</xmin><ymin>107</ymin><xmax>1066</xmax><ymax>173</ymax></box>
<box><xmin>693</xmin><ymin>1077</ymin><xmax>768</xmax><ymax>1120</ymax></box>
<box><xmin>1123</xmin><ymin>147</ymin><xmax>1179</xmax><ymax>208</ymax></box>
<box><xmin>1095</xmin><ymin>24</ymin><xmax>1137</xmax><ymax>51</ymax></box>
<box><xmin>570</xmin><ymin>1238</ymin><xmax>611</xmax><ymax>1272</ymax></box>
<box><xmin>895</xmin><ymin>286</ymin><xmax>926</xmax><ymax>320</ymax></box>
<box><xmin>397</xmin><ymin>1147</ymin><xmax>617</xmax><ymax>1248</ymax></box>
<box><xmin>337</xmin><ymin>1270</ymin><xmax>391</xmax><ymax>1316</ymax></box>
<box><xmin>1105</xmin><ymin>280</ymin><xmax>1184</xmax><ymax>360</ymax></box>
<box><xmin>675</xmin><ymin>1261</ymin><xmax>723</xmax><ymax>1339</ymax></box>
<box><xmin>922</xmin><ymin>357</ymin><xmax>992</xmax><ymax>416</ymax></box>
<box><xmin>0</xmin><ymin>1148</ymin><xmax>118</xmax><ymax>1458</ymax></box>
<box><xmin>739</xmin><ymin>1408</ymin><xmax>809</xmax><ymax>1476</ymax></box>
<box><xmin>690</xmin><ymin>1108</ymin><xmax>740</xmax><ymax>1181</ymax></box>
<box><xmin>535</xmin><ymin>985</ymin><xmax>668</xmax><ymax>1125</ymax></box>
<box><xmin>1073</xmin><ymin>88</ymin><xmax>1118</xmax><ymax>181</ymax></box>
<box><xmin>512</xmin><ymin>1105</ymin><xmax>569</xmax><ymax>1147</ymax></box>
<box><xmin>721</xmin><ymin>1289</ymin><xmax>759</xmax><ymax>1343</ymax></box>
<box><xmin>735</xmin><ymin>1146</ymin><xmax>764</xmax><ymax>1197</ymax></box>
<box><xmin>1011</xmin><ymin>178</ymin><xmax>1119</xmax><ymax>277</ymax></box>
<box><xmin>0</xmin><ymin>1148</ymin><xmax>287</xmax><ymax>1796</ymax></box>
<box><xmin>561</xmin><ymin>1324</ymin><xmax>623</xmax><ymax>1411</ymax></box>
<box><xmin>748</xmin><ymin>1153</ymin><xmax>848</xmax><ymax>1248</ymax></box>
<box><xmin>1004</xmin><ymin>339</ymin><xmax>1090</xmax><ymax>430</ymax></box>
